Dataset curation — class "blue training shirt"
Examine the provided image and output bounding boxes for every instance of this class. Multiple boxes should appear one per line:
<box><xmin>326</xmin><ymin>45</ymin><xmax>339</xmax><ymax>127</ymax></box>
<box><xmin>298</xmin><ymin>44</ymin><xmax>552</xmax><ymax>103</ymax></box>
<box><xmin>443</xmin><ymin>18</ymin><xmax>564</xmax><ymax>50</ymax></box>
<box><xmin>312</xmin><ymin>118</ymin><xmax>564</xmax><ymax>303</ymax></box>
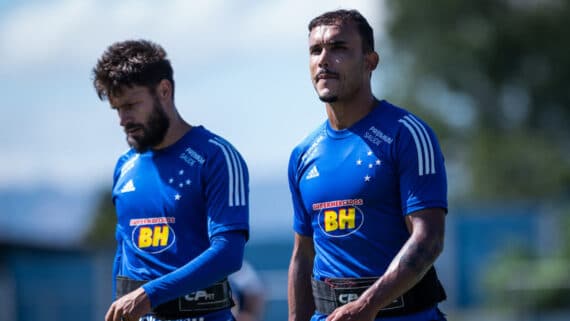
<box><xmin>111</xmin><ymin>125</ymin><xmax>249</xmax><ymax>317</ymax></box>
<box><xmin>288</xmin><ymin>100</ymin><xmax>447</xmax><ymax>281</ymax></box>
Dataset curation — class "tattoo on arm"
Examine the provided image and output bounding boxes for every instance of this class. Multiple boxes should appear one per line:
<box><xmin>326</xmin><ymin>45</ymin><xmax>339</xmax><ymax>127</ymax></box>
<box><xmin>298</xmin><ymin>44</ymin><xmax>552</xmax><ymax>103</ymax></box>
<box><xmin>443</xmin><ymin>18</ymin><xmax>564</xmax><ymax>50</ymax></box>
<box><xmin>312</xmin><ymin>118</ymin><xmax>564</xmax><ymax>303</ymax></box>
<box><xmin>399</xmin><ymin>240</ymin><xmax>441</xmax><ymax>277</ymax></box>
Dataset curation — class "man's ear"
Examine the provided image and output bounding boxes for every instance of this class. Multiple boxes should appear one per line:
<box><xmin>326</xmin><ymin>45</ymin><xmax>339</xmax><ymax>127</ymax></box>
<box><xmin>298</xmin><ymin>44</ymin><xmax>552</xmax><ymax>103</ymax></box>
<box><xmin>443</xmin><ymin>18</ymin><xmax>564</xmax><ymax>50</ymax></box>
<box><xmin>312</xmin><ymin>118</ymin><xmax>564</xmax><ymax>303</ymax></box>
<box><xmin>158</xmin><ymin>79</ymin><xmax>172</xmax><ymax>100</ymax></box>
<box><xmin>366</xmin><ymin>51</ymin><xmax>379</xmax><ymax>71</ymax></box>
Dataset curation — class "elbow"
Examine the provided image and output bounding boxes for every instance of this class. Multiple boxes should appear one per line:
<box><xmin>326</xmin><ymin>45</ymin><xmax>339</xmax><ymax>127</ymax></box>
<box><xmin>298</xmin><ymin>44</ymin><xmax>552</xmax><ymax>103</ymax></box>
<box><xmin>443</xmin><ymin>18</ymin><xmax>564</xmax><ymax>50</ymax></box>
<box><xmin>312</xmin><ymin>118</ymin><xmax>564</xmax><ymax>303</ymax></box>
<box><xmin>215</xmin><ymin>232</ymin><xmax>246</xmax><ymax>275</ymax></box>
<box><xmin>423</xmin><ymin>232</ymin><xmax>444</xmax><ymax>263</ymax></box>
<box><xmin>220</xmin><ymin>243</ymin><xmax>244</xmax><ymax>275</ymax></box>
<box><xmin>228</xmin><ymin>254</ymin><xmax>244</xmax><ymax>274</ymax></box>
<box><xmin>416</xmin><ymin>223</ymin><xmax>445</xmax><ymax>262</ymax></box>
<box><xmin>431</xmin><ymin>234</ymin><xmax>444</xmax><ymax>259</ymax></box>
<box><xmin>409</xmin><ymin>231</ymin><xmax>444</xmax><ymax>270</ymax></box>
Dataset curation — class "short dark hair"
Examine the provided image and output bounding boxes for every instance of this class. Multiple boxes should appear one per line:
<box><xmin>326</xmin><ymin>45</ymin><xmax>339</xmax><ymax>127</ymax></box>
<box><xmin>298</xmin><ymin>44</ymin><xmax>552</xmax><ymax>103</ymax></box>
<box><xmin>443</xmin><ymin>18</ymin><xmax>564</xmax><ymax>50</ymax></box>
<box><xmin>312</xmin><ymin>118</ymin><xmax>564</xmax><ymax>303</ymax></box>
<box><xmin>308</xmin><ymin>9</ymin><xmax>374</xmax><ymax>53</ymax></box>
<box><xmin>92</xmin><ymin>39</ymin><xmax>174</xmax><ymax>100</ymax></box>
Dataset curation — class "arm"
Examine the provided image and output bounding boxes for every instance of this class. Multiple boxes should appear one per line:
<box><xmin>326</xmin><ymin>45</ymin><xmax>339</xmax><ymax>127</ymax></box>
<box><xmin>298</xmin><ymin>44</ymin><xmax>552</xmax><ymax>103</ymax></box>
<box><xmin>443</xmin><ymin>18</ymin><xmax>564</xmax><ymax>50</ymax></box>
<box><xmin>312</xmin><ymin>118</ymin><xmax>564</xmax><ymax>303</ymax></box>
<box><xmin>105</xmin><ymin>230</ymin><xmax>246</xmax><ymax>321</ymax></box>
<box><xmin>326</xmin><ymin>208</ymin><xmax>445</xmax><ymax>321</ymax></box>
<box><xmin>231</xmin><ymin>262</ymin><xmax>266</xmax><ymax>321</ymax></box>
<box><xmin>111</xmin><ymin>242</ymin><xmax>121</xmax><ymax>300</ymax></box>
<box><xmin>288</xmin><ymin>233</ymin><xmax>316</xmax><ymax>321</ymax></box>
<box><xmin>234</xmin><ymin>291</ymin><xmax>266</xmax><ymax>321</ymax></box>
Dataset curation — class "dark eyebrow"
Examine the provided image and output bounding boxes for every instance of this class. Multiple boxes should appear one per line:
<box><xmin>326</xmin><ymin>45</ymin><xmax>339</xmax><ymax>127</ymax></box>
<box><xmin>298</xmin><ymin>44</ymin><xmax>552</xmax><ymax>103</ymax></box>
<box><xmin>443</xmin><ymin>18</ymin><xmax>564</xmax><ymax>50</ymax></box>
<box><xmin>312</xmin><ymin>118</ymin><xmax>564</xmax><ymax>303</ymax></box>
<box><xmin>310</xmin><ymin>40</ymin><xmax>347</xmax><ymax>51</ymax></box>
<box><xmin>110</xmin><ymin>97</ymin><xmax>140</xmax><ymax>110</ymax></box>
<box><xmin>309</xmin><ymin>43</ymin><xmax>322</xmax><ymax>52</ymax></box>
<box><xmin>326</xmin><ymin>40</ymin><xmax>347</xmax><ymax>47</ymax></box>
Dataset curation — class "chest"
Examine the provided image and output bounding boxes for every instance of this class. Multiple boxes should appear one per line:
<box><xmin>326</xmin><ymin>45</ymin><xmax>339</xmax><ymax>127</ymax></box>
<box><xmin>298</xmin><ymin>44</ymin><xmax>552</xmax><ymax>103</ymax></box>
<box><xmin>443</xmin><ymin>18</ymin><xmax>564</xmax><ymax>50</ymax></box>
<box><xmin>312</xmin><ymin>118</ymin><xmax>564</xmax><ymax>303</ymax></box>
<box><xmin>298</xmin><ymin>136</ymin><xmax>397</xmax><ymax>208</ymax></box>
<box><xmin>113</xmin><ymin>154</ymin><xmax>204</xmax><ymax>220</ymax></box>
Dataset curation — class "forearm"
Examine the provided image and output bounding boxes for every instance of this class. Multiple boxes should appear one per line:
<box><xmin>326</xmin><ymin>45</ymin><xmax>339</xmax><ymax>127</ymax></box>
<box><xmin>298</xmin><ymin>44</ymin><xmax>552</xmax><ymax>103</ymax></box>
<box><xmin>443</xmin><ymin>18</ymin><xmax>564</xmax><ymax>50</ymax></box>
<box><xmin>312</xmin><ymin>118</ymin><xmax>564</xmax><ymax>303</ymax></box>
<box><xmin>237</xmin><ymin>293</ymin><xmax>265</xmax><ymax>321</ymax></box>
<box><xmin>288</xmin><ymin>237</ymin><xmax>315</xmax><ymax>321</ymax></box>
<box><xmin>359</xmin><ymin>228</ymin><xmax>443</xmax><ymax>312</ymax></box>
<box><xmin>111</xmin><ymin>243</ymin><xmax>122</xmax><ymax>300</ymax></box>
<box><xmin>288</xmin><ymin>256</ymin><xmax>315</xmax><ymax>321</ymax></box>
<box><xmin>143</xmin><ymin>231</ymin><xmax>246</xmax><ymax>307</ymax></box>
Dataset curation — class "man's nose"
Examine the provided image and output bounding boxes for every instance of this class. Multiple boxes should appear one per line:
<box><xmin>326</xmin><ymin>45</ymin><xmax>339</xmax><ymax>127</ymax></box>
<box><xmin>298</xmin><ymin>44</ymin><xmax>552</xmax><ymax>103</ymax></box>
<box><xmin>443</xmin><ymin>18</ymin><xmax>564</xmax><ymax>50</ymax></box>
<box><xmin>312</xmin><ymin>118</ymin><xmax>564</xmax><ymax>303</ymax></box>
<box><xmin>118</xmin><ymin>109</ymin><xmax>131</xmax><ymax>127</ymax></box>
<box><xmin>317</xmin><ymin>48</ymin><xmax>331</xmax><ymax>68</ymax></box>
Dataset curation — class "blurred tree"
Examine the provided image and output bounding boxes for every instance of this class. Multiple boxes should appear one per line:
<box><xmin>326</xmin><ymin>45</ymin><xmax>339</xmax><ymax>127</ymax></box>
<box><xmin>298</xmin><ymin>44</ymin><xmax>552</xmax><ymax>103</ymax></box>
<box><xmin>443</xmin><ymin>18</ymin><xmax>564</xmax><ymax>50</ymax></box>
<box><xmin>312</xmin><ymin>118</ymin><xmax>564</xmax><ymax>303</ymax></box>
<box><xmin>484</xmin><ymin>207</ymin><xmax>570</xmax><ymax>311</ymax></box>
<box><xmin>83</xmin><ymin>189</ymin><xmax>116</xmax><ymax>248</ymax></box>
<box><xmin>384</xmin><ymin>0</ymin><xmax>570</xmax><ymax>200</ymax></box>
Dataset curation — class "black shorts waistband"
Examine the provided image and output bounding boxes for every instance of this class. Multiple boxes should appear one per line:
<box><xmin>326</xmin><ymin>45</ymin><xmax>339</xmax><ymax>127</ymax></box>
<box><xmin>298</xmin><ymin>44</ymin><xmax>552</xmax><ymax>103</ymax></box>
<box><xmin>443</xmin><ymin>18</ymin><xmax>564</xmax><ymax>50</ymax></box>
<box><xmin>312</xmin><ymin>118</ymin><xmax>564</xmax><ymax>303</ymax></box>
<box><xmin>116</xmin><ymin>276</ymin><xmax>234</xmax><ymax>320</ymax></box>
<box><xmin>312</xmin><ymin>269</ymin><xmax>446</xmax><ymax>318</ymax></box>
<box><xmin>312</xmin><ymin>277</ymin><xmax>404</xmax><ymax>316</ymax></box>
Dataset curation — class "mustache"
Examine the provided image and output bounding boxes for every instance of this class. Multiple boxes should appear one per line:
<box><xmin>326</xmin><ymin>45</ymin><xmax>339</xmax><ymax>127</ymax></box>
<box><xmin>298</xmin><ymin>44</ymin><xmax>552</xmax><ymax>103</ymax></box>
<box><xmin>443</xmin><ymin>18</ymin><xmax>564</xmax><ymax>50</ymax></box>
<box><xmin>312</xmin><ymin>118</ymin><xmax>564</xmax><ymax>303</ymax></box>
<box><xmin>315</xmin><ymin>69</ymin><xmax>339</xmax><ymax>80</ymax></box>
<box><xmin>124</xmin><ymin>123</ymin><xmax>142</xmax><ymax>132</ymax></box>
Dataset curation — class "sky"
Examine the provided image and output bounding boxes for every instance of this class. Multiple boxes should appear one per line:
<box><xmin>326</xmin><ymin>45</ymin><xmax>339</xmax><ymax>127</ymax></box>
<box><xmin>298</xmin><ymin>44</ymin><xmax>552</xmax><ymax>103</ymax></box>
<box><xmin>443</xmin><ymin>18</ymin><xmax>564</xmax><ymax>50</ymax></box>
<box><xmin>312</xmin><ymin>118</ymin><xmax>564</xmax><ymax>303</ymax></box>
<box><xmin>0</xmin><ymin>0</ymin><xmax>389</xmax><ymax>192</ymax></box>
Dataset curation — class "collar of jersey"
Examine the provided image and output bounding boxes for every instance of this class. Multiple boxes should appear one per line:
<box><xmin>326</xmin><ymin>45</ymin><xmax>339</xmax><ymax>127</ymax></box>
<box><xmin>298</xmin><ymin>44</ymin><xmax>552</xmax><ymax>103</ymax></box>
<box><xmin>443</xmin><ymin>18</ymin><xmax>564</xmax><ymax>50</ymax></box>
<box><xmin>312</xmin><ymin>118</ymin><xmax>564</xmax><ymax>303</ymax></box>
<box><xmin>143</xmin><ymin>125</ymin><xmax>204</xmax><ymax>155</ymax></box>
<box><xmin>325</xmin><ymin>100</ymin><xmax>385</xmax><ymax>140</ymax></box>
<box><xmin>325</xmin><ymin>120</ymin><xmax>355</xmax><ymax>140</ymax></box>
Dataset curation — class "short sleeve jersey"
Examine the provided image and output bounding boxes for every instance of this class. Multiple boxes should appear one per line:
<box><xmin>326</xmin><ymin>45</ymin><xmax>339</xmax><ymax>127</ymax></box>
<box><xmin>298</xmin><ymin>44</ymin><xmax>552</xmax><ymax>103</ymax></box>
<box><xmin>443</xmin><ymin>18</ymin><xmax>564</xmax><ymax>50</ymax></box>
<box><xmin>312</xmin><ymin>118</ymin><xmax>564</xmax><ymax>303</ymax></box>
<box><xmin>288</xmin><ymin>100</ymin><xmax>447</xmax><ymax>280</ymax></box>
<box><xmin>112</xmin><ymin>125</ymin><xmax>249</xmax><ymax>280</ymax></box>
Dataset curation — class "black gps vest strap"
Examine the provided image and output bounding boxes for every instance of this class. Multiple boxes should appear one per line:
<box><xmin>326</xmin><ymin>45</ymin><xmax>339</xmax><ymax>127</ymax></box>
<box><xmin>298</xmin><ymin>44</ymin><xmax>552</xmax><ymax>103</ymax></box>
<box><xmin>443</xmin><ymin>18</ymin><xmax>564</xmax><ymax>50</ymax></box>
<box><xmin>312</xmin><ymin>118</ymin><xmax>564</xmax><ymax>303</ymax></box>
<box><xmin>312</xmin><ymin>267</ymin><xmax>446</xmax><ymax>317</ymax></box>
<box><xmin>116</xmin><ymin>276</ymin><xmax>234</xmax><ymax>320</ymax></box>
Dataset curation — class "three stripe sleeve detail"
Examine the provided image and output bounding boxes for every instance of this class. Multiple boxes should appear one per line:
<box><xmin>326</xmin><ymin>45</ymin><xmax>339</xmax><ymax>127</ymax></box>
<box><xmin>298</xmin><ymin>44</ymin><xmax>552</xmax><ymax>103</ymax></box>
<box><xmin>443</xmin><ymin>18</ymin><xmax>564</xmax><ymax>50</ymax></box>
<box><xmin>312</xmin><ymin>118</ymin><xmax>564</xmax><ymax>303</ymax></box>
<box><xmin>398</xmin><ymin>115</ymin><xmax>437</xmax><ymax>176</ymax></box>
<box><xmin>208</xmin><ymin>138</ymin><xmax>247</xmax><ymax>206</ymax></box>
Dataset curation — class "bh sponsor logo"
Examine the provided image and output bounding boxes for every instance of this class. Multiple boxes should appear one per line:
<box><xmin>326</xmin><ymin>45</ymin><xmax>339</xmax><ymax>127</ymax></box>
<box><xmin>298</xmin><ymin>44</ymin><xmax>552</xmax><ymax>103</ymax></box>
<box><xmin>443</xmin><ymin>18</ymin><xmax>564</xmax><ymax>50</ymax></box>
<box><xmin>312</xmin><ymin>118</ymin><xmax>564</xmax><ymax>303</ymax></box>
<box><xmin>313</xmin><ymin>199</ymin><xmax>364</xmax><ymax>237</ymax></box>
<box><xmin>130</xmin><ymin>217</ymin><xmax>176</xmax><ymax>254</ymax></box>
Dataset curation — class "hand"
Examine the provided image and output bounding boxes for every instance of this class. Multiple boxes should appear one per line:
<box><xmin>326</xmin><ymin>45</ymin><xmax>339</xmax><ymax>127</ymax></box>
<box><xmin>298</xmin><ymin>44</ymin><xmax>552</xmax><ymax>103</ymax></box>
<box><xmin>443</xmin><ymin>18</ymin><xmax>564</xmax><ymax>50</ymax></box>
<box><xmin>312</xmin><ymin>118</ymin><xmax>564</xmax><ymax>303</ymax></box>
<box><xmin>235</xmin><ymin>311</ymin><xmax>258</xmax><ymax>321</ymax></box>
<box><xmin>325</xmin><ymin>300</ymin><xmax>377</xmax><ymax>321</ymax></box>
<box><xmin>105</xmin><ymin>287</ymin><xmax>152</xmax><ymax>321</ymax></box>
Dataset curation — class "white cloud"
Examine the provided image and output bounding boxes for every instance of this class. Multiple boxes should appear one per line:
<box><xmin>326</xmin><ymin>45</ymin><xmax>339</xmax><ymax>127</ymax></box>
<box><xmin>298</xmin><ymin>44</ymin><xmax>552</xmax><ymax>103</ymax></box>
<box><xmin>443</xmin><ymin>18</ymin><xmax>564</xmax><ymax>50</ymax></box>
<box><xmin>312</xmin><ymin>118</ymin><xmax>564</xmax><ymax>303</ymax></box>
<box><xmin>0</xmin><ymin>0</ymin><xmax>383</xmax><ymax>72</ymax></box>
<box><xmin>0</xmin><ymin>0</ymin><xmax>385</xmax><ymax>188</ymax></box>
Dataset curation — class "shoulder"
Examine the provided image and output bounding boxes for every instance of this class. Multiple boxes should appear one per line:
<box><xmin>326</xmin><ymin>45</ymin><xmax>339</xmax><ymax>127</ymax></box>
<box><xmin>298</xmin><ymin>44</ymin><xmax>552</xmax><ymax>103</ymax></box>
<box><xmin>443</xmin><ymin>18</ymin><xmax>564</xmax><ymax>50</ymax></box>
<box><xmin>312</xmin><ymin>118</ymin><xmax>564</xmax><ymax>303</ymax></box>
<box><xmin>380</xmin><ymin>102</ymin><xmax>446</xmax><ymax>176</ymax></box>
<box><xmin>378</xmin><ymin>100</ymin><xmax>438</xmax><ymax>143</ymax></box>
<box><xmin>289</xmin><ymin>121</ymin><xmax>327</xmax><ymax>165</ymax></box>
<box><xmin>184</xmin><ymin>126</ymin><xmax>241</xmax><ymax>155</ymax></box>
<box><xmin>111</xmin><ymin>148</ymin><xmax>140</xmax><ymax>185</ymax></box>
<box><xmin>188</xmin><ymin>126</ymin><xmax>248</xmax><ymax>170</ymax></box>
<box><xmin>114</xmin><ymin>149</ymin><xmax>138</xmax><ymax>175</ymax></box>
<box><xmin>116</xmin><ymin>148</ymin><xmax>136</xmax><ymax>163</ymax></box>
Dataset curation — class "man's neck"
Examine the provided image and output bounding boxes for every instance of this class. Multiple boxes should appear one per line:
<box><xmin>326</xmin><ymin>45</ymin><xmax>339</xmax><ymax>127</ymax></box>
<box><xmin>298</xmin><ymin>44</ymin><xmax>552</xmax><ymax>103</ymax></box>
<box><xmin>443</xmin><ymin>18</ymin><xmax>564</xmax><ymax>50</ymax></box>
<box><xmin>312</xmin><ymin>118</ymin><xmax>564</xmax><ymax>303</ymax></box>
<box><xmin>154</xmin><ymin>117</ymin><xmax>192</xmax><ymax>150</ymax></box>
<box><xmin>325</xmin><ymin>95</ymin><xmax>377</xmax><ymax>130</ymax></box>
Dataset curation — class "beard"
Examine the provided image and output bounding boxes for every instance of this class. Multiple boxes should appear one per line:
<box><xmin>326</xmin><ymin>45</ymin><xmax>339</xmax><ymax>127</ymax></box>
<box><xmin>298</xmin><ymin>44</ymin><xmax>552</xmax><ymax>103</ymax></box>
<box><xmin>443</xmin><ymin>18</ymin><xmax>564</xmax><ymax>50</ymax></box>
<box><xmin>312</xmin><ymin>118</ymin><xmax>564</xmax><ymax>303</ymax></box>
<box><xmin>318</xmin><ymin>94</ymin><xmax>338</xmax><ymax>103</ymax></box>
<box><xmin>315</xmin><ymin>64</ymin><xmax>366</xmax><ymax>104</ymax></box>
<box><xmin>315</xmin><ymin>86</ymin><xmax>339</xmax><ymax>103</ymax></box>
<box><xmin>125</xmin><ymin>97</ymin><xmax>170</xmax><ymax>153</ymax></box>
<box><xmin>315</xmin><ymin>79</ymin><xmax>339</xmax><ymax>103</ymax></box>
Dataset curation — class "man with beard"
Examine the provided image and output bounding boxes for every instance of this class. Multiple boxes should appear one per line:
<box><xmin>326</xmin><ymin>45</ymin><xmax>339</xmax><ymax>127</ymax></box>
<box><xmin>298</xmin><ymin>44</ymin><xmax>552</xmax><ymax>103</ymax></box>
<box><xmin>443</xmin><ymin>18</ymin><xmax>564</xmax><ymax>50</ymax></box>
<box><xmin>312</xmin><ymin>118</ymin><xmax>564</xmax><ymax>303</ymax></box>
<box><xmin>287</xmin><ymin>9</ymin><xmax>448</xmax><ymax>321</ymax></box>
<box><xmin>92</xmin><ymin>39</ymin><xmax>249</xmax><ymax>321</ymax></box>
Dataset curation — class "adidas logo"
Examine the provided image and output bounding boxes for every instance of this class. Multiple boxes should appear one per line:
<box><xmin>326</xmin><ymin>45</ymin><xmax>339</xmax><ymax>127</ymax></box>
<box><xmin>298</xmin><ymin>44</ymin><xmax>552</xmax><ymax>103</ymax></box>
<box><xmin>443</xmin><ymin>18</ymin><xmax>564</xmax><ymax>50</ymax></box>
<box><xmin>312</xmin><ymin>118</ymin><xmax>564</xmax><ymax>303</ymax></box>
<box><xmin>305</xmin><ymin>165</ymin><xmax>320</xmax><ymax>180</ymax></box>
<box><xmin>120</xmin><ymin>179</ymin><xmax>136</xmax><ymax>193</ymax></box>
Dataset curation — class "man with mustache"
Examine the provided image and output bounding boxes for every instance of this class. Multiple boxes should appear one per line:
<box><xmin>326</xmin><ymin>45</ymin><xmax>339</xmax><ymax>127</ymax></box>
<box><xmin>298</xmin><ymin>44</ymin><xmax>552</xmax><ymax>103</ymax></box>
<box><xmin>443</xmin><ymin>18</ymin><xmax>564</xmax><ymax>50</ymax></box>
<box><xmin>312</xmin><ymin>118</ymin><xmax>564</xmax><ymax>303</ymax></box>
<box><xmin>92</xmin><ymin>39</ymin><xmax>249</xmax><ymax>321</ymax></box>
<box><xmin>287</xmin><ymin>9</ymin><xmax>448</xmax><ymax>321</ymax></box>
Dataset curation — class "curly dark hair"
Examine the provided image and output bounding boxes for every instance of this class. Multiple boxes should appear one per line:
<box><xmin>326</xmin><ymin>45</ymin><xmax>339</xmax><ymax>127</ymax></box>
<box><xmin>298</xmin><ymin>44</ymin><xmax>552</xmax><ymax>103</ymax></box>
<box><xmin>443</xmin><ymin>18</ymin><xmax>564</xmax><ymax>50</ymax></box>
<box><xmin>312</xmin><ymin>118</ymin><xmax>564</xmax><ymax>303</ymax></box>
<box><xmin>92</xmin><ymin>39</ymin><xmax>175</xmax><ymax>100</ymax></box>
<box><xmin>308</xmin><ymin>9</ymin><xmax>374</xmax><ymax>53</ymax></box>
